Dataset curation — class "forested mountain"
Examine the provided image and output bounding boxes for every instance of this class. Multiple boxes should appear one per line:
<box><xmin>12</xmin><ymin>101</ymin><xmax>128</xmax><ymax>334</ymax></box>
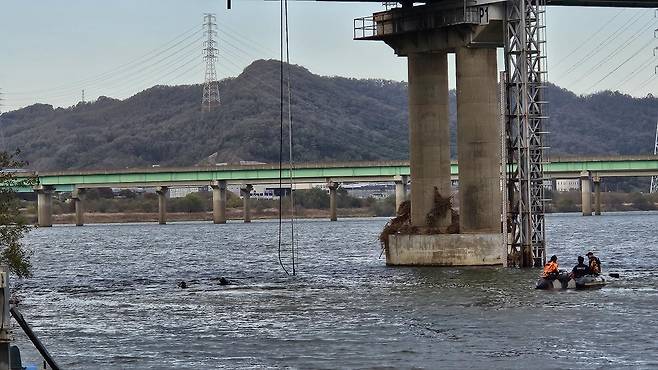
<box><xmin>1</xmin><ymin>59</ymin><xmax>656</xmax><ymax>171</ymax></box>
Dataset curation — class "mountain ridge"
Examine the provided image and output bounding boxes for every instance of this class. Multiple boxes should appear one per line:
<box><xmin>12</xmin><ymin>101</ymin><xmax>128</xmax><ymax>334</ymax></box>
<box><xmin>1</xmin><ymin>59</ymin><xmax>656</xmax><ymax>171</ymax></box>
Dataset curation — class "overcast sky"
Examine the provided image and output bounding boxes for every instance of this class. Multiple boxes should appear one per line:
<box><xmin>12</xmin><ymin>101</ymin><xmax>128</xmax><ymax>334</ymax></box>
<box><xmin>1</xmin><ymin>1</ymin><xmax>657</xmax><ymax>110</ymax></box>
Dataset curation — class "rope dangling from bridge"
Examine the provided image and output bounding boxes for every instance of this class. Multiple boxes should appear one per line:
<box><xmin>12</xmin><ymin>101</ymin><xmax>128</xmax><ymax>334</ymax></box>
<box><xmin>278</xmin><ymin>0</ymin><xmax>296</xmax><ymax>276</ymax></box>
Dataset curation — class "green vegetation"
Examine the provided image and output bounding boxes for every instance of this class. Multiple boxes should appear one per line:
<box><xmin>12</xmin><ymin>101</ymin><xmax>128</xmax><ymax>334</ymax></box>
<box><xmin>0</xmin><ymin>151</ymin><xmax>36</xmax><ymax>277</ymax></box>
<box><xmin>548</xmin><ymin>190</ymin><xmax>658</xmax><ymax>213</ymax></box>
<box><xmin>1</xmin><ymin>60</ymin><xmax>656</xmax><ymax>173</ymax></box>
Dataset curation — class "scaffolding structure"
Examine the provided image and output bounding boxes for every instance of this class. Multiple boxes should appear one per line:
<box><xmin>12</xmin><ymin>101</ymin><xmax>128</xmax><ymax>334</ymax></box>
<box><xmin>503</xmin><ymin>0</ymin><xmax>549</xmax><ymax>267</ymax></box>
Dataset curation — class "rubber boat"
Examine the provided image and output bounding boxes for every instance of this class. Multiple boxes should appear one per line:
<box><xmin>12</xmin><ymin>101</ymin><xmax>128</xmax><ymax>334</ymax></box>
<box><xmin>535</xmin><ymin>271</ymin><xmax>607</xmax><ymax>290</ymax></box>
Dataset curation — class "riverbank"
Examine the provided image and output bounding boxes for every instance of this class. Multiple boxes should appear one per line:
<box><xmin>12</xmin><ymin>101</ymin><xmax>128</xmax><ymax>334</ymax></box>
<box><xmin>25</xmin><ymin>207</ymin><xmax>376</xmax><ymax>224</ymax></box>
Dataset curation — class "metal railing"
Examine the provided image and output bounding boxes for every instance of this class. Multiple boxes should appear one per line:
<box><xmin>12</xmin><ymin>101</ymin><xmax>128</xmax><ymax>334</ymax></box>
<box><xmin>354</xmin><ymin>5</ymin><xmax>482</xmax><ymax>39</ymax></box>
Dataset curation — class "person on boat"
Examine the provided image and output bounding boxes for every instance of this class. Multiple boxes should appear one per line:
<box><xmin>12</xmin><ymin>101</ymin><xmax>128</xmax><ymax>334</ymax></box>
<box><xmin>587</xmin><ymin>252</ymin><xmax>601</xmax><ymax>275</ymax></box>
<box><xmin>542</xmin><ymin>255</ymin><xmax>559</xmax><ymax>279</ymax></box>
<box><xmin>571</xmin><ymin>256</ymin><xmax>590</xmax><ymax>278</ymax></box>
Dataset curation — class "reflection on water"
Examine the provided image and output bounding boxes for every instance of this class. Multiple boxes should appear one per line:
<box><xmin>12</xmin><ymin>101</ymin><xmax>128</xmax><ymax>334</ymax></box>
<box><xmin>11</xmin><ymin>212</ymin><xmax>658</xmax><ymax>369</ymax></box>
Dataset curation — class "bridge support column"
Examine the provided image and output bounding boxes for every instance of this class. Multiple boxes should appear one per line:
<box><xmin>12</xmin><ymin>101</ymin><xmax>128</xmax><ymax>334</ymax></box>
<box><xmin>241</xmin><ymin>185</ymin><xmax>253</xmax><ymax>223</ymax></box>
<box><xmin>156</xmin><ymin>186</ymin><xmax>168</xmax><ymax>225</ymax></box>
<box><xmin>408</xmin><ymin>51</ymin><xmax>452</xmax><ymax>228</ymax></box>
<box><xmin>581</xmin><ymin>171</ymin><xmax>592</xmax><ymax>216</ymax></box>
<box><xmin>71</xmin><ymin>188</ymin><xmax>86</xmax><ymax>226</ymax></box>
<box><xmin>35</xmin><ymin>186</ymin><xmax>54</xmax><ymax>227</ymax></box>
<box><xmin>328</xmin><ymin>181</ymin><xmax>339</xmax><ymax>221</ymax></box>
<box><xmin>593</xmin><ymin>175</ymin><xmax>601</xmax><ymax>216</ymax></box>
<box><xmin>394</xmin><ymin>175</ymin><xmax>408</xmax><ymax>214</ymax></box>
<box><xmin>212</xmin><ymin>181</ymin><xmax>227</xmax><ymax>224</ymax></box>
<box><xmin>456</xmin><ymin>46</ymin><xmax>501</xmax><ymax>233</ymax></box>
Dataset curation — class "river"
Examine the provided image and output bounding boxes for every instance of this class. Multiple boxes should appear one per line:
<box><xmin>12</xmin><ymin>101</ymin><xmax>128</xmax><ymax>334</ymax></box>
<box><xmin>11</xmin><ymin>212</ymin><xmax>658</xmax><ymax>369</ymax></box>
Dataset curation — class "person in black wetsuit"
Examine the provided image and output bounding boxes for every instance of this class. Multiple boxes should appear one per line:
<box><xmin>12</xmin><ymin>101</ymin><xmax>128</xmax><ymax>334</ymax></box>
<box><xmin>571</xmin><ymin>256</ymin><xmax>590</xmax><ymax>278</ymax></box>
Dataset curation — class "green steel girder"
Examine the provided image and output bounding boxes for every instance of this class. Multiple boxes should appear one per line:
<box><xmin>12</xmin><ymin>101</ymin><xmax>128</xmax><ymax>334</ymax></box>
<box><xmin>10</xmin><ymin>157</ymin><xmax>658</xmax><ymax>193</ymax></box>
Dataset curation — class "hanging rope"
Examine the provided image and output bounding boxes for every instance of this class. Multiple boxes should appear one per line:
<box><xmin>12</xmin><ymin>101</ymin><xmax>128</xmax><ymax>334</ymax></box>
<box><xmin>284</xmin><ymin>0</ymin><xmax>296</xmax><ymax>276</ymax></box>
<box><xmin>277</xmin><ymin>0</ymin><xmax>296</xmax><ymax>276</ymax></box>
<box><xmin>277</xmin><ymin>0</ymin><xmax>290</xmax><ymax>276</ymax></box>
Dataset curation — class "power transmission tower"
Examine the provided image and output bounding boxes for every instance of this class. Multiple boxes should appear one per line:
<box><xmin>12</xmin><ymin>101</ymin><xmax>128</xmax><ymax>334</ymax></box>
<box><xmin>649</xmin><ymin>122</ymin><xmax>658</xmax><ymax>194</ymax></box>
<box><xmin>202</xmin><ymin>13</ymin><xmax>220</xmax><ymax>112</ymax></box>
<box><xmin>504</xmin><ymin>0</ymin><xmax>549</xmax><ymax>267</ymax></box>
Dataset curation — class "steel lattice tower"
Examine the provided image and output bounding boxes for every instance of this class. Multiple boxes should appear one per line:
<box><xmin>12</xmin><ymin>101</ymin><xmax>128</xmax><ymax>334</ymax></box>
<box><xmin>649</xmin><ymin>122</ymin><xmax>658</xmax><ymax>194</ymax></box>
<box><xmin>504</xmin><ymin>0</ymin><xmax>549</xmax><ymax>267</ymax></box>
<box><xmin>202</xmin><ymin>13</ymin><xmax>220</xmax><ymax>112</ymax></box>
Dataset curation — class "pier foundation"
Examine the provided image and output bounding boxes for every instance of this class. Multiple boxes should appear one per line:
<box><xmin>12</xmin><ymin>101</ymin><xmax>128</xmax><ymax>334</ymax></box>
<box><xmin>35</xmin><ymin>186</ymin><xmax>54</xmax><ymax>227</ymax></box>
<box><xmin>72</xmin><ymin>188</ymin><xmax>86</xmax><ymax>226</ymax></box>
<box><xmin>241</xmin><ymin>185</ymin><xmax>253</xmax><ymax>223</ymax></box>
<box><xmin>456</xmin><ymin>46</ymin><xmax>501</xmax><ymax>234</ymax></box>
<box><xmin>581</xmin><ymin>171</ymin><xmax>592</xmax><ymax>216</ymax></box>
<box><xmin>212</xmin><ymin>181</ymin><xmax>227</xmax><ymax>224</ymax></box>
<box><xmin>355</xmin><ymin>2</ymin><xmax>506</xmax><ymax>266</ymax></box>
<box><xmin>156</xmin><ymin>186</ymin><xmax>168</xmax><ymax>225</ymax></box>
<box><xmin>593</xmin><ymin>175</ymin><xmax>602</xmax><ymax>216</ymax></box>
<box><xmin>328</xmin><ymin>181</ymin><xmax>339</xmax><ymax>221</ymax></box>
<box><xmin>394</xmin><ymin>175</ymin><xmax>408</xmax><ymax>214</ymax></box>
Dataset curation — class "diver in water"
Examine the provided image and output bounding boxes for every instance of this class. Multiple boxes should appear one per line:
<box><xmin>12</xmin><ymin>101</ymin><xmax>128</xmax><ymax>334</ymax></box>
<box><xmin>541</xmin><ymin>255</ymin><xmax>559</xmax><ymax>279</ymax></box>
<box><xmin>587</xmin><ymin>252</ymin><xmax>601</xmax><ymax>275</ymax></box>
<box><xmin>571</xmin><ymin>256</ymin><xmax>590</xmax><ymax>278</ymax></box>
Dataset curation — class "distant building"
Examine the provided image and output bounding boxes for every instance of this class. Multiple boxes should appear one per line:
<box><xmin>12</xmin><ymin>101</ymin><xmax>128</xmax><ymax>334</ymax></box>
<box><xmin>169</xmin><ymin>186</ymin><xmax>209</xmax><ymax>199</ymax></box>
<box><xmin>556</xmin><ymin>179</ymin><xmax>580</xmax><ymax>192</ymax></box>
<box><xmin>342</xmin><ymin>183</ymin><xmax>394</xmax><ymax>199</ymax></box>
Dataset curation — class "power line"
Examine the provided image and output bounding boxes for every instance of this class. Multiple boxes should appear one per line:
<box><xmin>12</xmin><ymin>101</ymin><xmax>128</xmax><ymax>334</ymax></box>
<box><xmin>552</xmin><ymin>8</ymin><xmax>626</xmax><ymax>69</ymax></box>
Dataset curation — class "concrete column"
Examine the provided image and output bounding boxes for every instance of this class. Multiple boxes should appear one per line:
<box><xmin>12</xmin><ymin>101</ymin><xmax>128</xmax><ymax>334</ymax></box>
<box><xmin>328</xmin><ymin>181</ymin><xmax>339</xmax><ymax>221</ymax></box>
<box><xmin>212</xmin><ymin>181</ymin><xmax>227</xmax><ymax>224</ymax></box>
<box><xmin>394</xmin><ymin>175</ymin><xmax>408</xmax><ymax>214</ymax></box>
<box><xmin>580</xmin><ymin>171</ymin><xmax>592</xmax><ymax>216</ymax></box>
<box><xmin>593</xmin><ymin>175</ymin><xmax>601</xmax><ymax>216</ymax></box>
<box><xmin>408</xmin><ymin>52</ymin><xmax>452</xmax><ymax>228</ymax></box>
<box><xmin>456</xmin><ymin>47</ymin><xmax>502</xmax><ymax>233</ymax></box>
<box><xmin>35</xmin><ymin>186</ymin><xmax>53</xmax><ymax>227</ymax></box>
<box><xmin>156</xmin><ymin>186</ymin><xmax>168</xmax><ymax>225</ymax></box>
<box><xmin>71</xmin><ymin>188</ymin><xmax>86</xmax><ymax>226</ymax></box>
<box><xmin>241</xmin><ymin>184</ymin><xmax>253</xmax><ymax>223</ymax></box>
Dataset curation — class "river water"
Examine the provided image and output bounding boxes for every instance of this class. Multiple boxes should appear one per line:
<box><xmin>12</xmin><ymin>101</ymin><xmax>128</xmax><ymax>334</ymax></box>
<box><xmin>11</xmin><ymin>212</ymin><xmax>658</xmax><ymax>369</ymax></box>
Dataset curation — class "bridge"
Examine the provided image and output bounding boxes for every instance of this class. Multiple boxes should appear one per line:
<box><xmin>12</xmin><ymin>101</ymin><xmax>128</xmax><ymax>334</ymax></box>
<box><xmin>20</xmin><ymin>155</ymin><xmax>658</xmax><ymax>228</ymax></box>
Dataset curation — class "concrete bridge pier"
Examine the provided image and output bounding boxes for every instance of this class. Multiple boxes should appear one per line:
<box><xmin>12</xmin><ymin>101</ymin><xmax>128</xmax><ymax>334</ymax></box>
<box><xmin>211</xmin><ymin>180</ymin><xmax>227</xmax><ymax>224</ymax></box>
<box><xmin>328</xmin><ymin>181</ymin><xmax>339</xmax><ymax>221</ymax></box>
<box><xmin>71</xmin><ymin>188</ymin><xmax>86</xmax><ymax>226</ymax></box>
<box><xmin>456</xmin><ymin>46</ymin><xmax>501</xmax><ymax>234</ymax></box>
<box><xmin>241</xmin><ymin>185</ymin><xmax>253</xmax><ymax>223</ymax></box>
<box><xmin>407</xmin><ymin>51</ymin><xmax>452</xmax><ymax>228</ymax></box>
<box><xmin>394</xmin><ymin>175</ymin><xmax>408</xmax><ymax>214</ymax></box>
<box><xmin>581</xmin><ymin>171</ymin><xmax>592</xmax><ymax>216</ymax></box>
<box><xmin>35</xmin><ymin>186</ymin><xmax>54</xmax><ymax>227</ymax></box>
<box><xmin>156</xmin><ymin>186</ymin><xmax>168</xmax><ymax>225</ymax></box>
<box><xmin>593</xmin><ymin>175</ymin><xmax>602</xmax><ymax>216</ymax></box>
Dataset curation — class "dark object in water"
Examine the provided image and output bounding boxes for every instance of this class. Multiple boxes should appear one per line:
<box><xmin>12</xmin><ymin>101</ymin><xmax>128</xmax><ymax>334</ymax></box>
<box><xmin>177</xmin><ymin>281</ymin><xmax>187</xmax><ymax>289</ymax></box>
<box><xmin>536</xmin><ymin>272</ymin><xmax>607</xmax><ymax>290</ymax></box>
<box><xmin>218</xmin><ymin>277</ymin><xmax>230</xmax><ymax>286</ymax></box>
<box><xmin>609</xmin><ymin>273</ymin><xmax>620</xmax><ymax>278</ymax></box>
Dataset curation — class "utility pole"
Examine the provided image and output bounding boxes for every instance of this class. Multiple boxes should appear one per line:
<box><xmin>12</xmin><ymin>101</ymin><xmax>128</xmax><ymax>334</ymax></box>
<box><xmin>202</xmin><ymin>13</ymin><xmax>220</xmax><ymax>112</ymax></box>
<box><xmin>649</xmin><ymin>122</ymin><xmax>658</xmax><ymax>194</ymax></box>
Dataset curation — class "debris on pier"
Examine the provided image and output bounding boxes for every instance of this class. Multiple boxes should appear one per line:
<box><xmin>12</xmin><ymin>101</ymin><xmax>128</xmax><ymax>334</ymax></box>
<box><xmin>379</xmin><ymin>187</ymin><xmax>459</xmax><ymax>251</ymax></box>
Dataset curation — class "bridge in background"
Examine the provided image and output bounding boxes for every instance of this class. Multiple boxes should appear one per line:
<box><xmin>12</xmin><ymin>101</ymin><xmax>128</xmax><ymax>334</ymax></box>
<box><xmin>18</xmin><ymin>155</ymin><xmax>658</xmax><ymax>228</ymax></box>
